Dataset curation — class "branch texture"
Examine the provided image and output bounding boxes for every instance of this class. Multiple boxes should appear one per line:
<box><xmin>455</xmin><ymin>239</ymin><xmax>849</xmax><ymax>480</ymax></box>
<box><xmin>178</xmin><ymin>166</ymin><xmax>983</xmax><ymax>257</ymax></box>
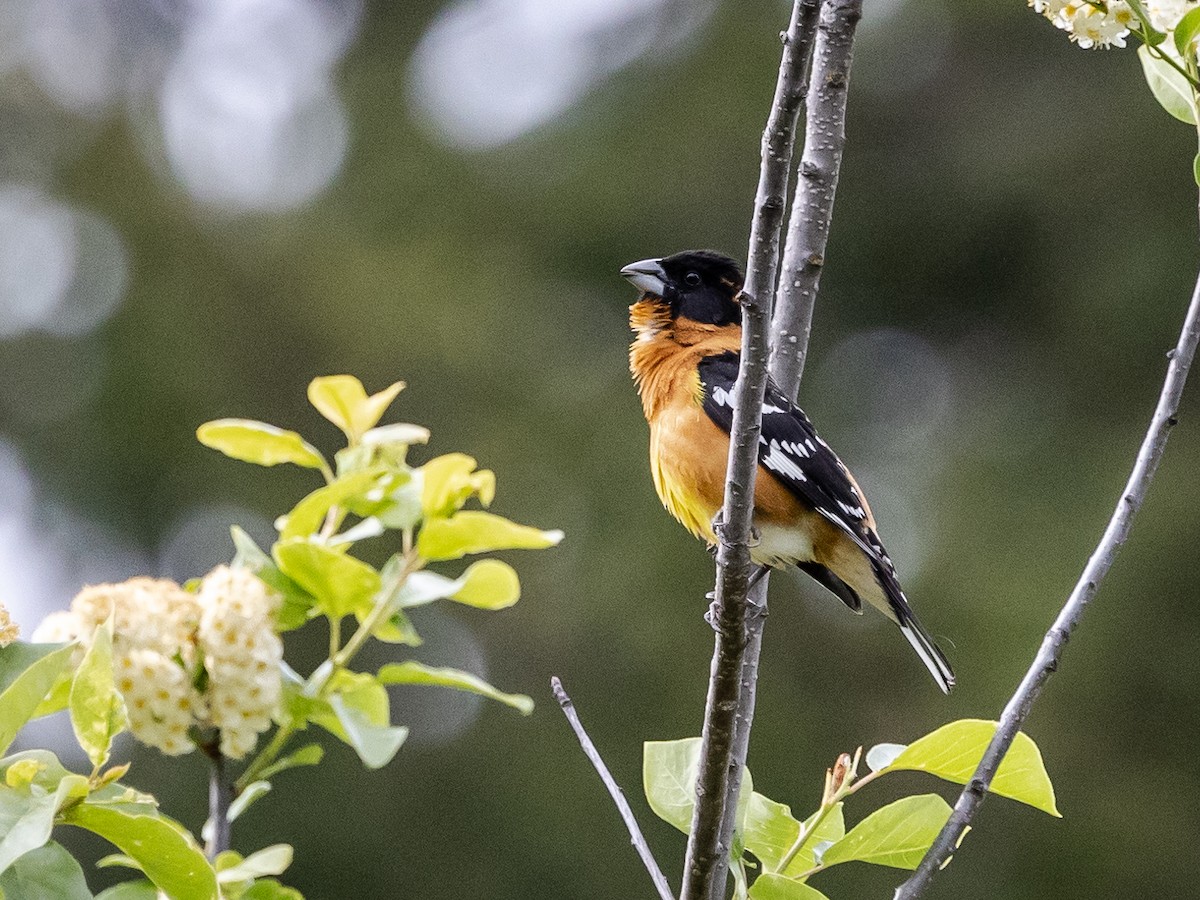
<box><xmin>770</xmin><ymin>0</ymin><xmax>863</xmax><ymax>398</ymax></box>
<box><xmin>680</xmin><ymin>3</ymin><xmax>820</xmax><ymax>899</ymax></box>
<box><xmin>551</xmin><ymin>677</ymin><xmax>675</xmax><ymax>900</ymax></box>
<box><xmin>895</xmin><ymin>269</ymin><xmax>1200</xmax><ymax>899</ymax></box>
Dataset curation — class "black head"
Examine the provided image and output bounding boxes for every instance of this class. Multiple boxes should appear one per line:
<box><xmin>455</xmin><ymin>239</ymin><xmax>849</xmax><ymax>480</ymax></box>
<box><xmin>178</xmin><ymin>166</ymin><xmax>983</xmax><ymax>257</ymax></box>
<box><xmin>620</xmin><ymin>250</ymin><xmax>744</xmax><ymax>327</ymax></box>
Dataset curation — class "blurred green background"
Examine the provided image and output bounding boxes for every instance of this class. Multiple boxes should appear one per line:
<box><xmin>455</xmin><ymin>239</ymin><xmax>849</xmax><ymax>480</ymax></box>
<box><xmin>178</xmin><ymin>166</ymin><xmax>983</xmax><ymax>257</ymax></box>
<box><xmin>2</xmin><ymin>0</ymin><xmax>1199</xmax><ymax>897</ymax></box>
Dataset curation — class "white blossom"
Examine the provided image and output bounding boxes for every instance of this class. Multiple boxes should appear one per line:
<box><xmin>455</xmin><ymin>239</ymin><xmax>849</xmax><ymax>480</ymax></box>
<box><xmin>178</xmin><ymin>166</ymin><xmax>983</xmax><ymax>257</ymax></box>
<box><xmin>116</xmin><ymin>648</ymin><xmax>204</xmax><ymax>756</ymax></box>
<box><xmin>0</xmin><ymin>604</ymin><xmax>18</xmax><ymax>647</ymax></box>
<box><xmin>197</xmin><ymin>566</ymin><xmax>283</xmax><ymax>760</ymax></box>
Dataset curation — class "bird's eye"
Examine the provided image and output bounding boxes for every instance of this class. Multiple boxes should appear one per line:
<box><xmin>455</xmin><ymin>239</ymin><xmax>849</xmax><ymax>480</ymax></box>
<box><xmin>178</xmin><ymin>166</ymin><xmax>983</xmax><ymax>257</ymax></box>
<box><xmin>684</xmin><ymin>272</ymin><xmax>701</xmax><ymax>286</ymax></box>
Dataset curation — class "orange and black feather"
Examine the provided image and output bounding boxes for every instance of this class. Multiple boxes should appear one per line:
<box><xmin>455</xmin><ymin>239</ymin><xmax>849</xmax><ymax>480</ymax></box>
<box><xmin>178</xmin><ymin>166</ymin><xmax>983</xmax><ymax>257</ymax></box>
<box><xmin>625</xmin><ymin>250</ymin><xmax>954</xmax><ymax>693</ymax></box>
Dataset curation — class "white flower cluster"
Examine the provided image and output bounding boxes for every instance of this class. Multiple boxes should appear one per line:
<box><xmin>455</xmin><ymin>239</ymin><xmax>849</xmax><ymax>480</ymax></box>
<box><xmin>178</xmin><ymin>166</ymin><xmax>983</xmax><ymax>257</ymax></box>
<box><xmin>197</xmin><ymin>567</ymin><xmax>283</xmax><ymax>759</ymax></box>
<box><xmin>1030</xmin><ymin>0</ymin><xmax>1135</xmax><ymax>49</ymax></box>
<box><xmin>1030</xmin><ymin>0</ymin><xmax>1200</xmax><ymax>49</ymax></box>
<box><xmin>0</xmin><ymin>603</ymin><xmax>18</xmax><ymax>647</ymax></box>
<box><xmin>32</xmin><ymin>569</ymin><xmax>282</xmax><ymax>759</ymax></box>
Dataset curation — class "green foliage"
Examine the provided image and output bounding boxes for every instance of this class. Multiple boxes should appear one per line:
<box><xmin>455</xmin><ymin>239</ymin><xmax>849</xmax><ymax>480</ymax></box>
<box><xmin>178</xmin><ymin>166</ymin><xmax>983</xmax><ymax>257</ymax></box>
<box><xmin>1138</xmin><ymin>44</ymin><xmax>1197</xmax><ymax>123</ymax></box>
<box><xmin>643</xmin><ymin>719</ymin><xmax>1057</xmax><ymax>898</ymax></box>
<box><xmin>0</xmin><ymin>374</ymin><xmax>553</xmax><ymax>897</ymax></box>
<box><xmin>196</xmin><ymin>421</ymin><xmax>326</xmax><ymax>471</ymax></box>
<box><xmin>69</xmin><ymin>621</ymin><xmax>126</xmax><ymax>771</ymax></box>
<box><xmin>643</xmin><ymin>738</ymin><xmax>752</xmax><ymax>836</ymax></box>
<box><xmin>865</xmin><ymin>719</ymin><xmax>1059</xmax><ymax>816</ymax></box>
<box><xmin>0</xmin><ymin>644</ymin><xmax>75</xmax><ymax>755</ymax></box>
<box><xmin>377</xmin><ymin>662</ymin><xmax>533</xmax><ymax>714</ymax></box>
<box><xmin>0</xmin><ymin>842</ymin><xmax>92</xmax><ymax>900</ymax></box>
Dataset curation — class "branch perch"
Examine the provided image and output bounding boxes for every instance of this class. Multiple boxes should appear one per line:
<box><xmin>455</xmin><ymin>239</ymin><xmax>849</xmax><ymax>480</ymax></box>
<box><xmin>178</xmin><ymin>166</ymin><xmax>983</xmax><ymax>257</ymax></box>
<box><xmin>680</xmin><ymin>2</ymin><xmax>824</xmax><ymax>898</ymax></box>
<box><xmin>895</xmin><ymin>270</ymin><xmax>1200</xmax><ymax>898</ymax></box>
<box><xmin>551</xmin><ymin>677</ymin><xmax>675</xmax><ymax>900</ymax></box>
<box><xmin>771</xmin><ymin>0</ymin><xmax>863</xmax><ymax>396</ymax></box>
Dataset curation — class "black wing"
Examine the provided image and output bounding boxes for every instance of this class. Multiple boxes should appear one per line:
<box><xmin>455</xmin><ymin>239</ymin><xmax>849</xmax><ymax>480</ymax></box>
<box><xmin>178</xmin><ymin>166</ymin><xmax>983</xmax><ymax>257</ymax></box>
<box><xmin>698</xmin><ymin>352</ymin><xmax>872</xmax><ymax>543</ymax></box>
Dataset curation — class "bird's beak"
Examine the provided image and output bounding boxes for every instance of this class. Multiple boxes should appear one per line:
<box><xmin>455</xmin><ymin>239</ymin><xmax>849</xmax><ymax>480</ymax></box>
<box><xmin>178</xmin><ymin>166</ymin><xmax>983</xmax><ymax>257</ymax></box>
<box><xmin>620</xmin><ymin>258</ymin><xmax>668</xmax><ymax>297</ymax></box>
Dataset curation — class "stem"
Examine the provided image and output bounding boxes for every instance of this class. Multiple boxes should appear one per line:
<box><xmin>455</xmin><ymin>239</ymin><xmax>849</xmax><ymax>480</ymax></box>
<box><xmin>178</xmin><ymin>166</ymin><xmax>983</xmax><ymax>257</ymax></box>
<box><xmin>551</xmin><ymin>678</ymin><xmax>675</xmax><ymax>900</ymax></box>
<box><xmin>203</xmin><ymin>741</ymin><xmax>232</xmax><ymax>859</ymax></box>
<box><xmin>895</xmin><ymin>265</ymin><xmax>1200</xmax><ymax>897</ymax></box>
<box><xmin>680</xmin><ymin>5</ymin><xmax>819</xmax><ymax>898</ymax></box>
<box><xmin>235</xmin><ymin>721</ymin><xmax>297</xmax><ymax>794</ymax></box>
<box><xmin>235</xmin><ymin>552</ymin><xmax>419</xmax><ymax>796</ymax></box>
<box><xmin>770</xmin><ymin>0</ymin><xmax>863</xmax><ymax>397</ymax></box>
<box><xmin>328</xmin><ymin>615</ymin><xmax>342</xmax><ymax>659</ymax></box>
<box><xmin>333</xmin><ymin>553</ymin><xmax>418</xmax><ymax>669</ymax></box>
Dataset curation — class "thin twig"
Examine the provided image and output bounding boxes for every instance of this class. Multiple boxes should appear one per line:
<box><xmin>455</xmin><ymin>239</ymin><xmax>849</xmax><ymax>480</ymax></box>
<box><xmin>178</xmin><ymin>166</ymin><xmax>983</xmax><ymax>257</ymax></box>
<box><xmin>770</xmin><ymin>0</ymin><xmax>864</xmax><ymax>397</ymax></box>
<box><xmin>680</xmin><ymin>3</ymin><xmax>821</xmax><ymax>899</ymax></box>
<box><xmin>894</xmin><ymin>269</ymin><xmax>1200</xmax><ymax>898</ymax></box>
<box><xmin>550</xmin><ymin>677</ymin><xmax>675</xmax><ymax>900</ymax></box>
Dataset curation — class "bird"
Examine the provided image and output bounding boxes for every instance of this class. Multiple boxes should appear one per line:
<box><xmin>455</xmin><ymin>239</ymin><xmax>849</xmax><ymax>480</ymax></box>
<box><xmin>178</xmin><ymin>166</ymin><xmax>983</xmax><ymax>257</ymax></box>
<box><xmin>620</xmin><ymin>249</ymin><xmax>955</xmax><ymax>693</ymax></box>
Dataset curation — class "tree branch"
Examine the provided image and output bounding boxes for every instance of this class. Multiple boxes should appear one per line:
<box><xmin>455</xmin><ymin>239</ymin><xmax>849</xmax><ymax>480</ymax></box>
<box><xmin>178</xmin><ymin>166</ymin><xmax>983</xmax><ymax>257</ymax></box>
<box><xmin>551</xmin><ymin>677</ymin><xmax>675</xmax><ymax>900</ymax></box>
<box><xmin>894</xmin><ymin>269</ymin><xmax>1200</xmax><ymax>898</ymax></box>
<box><xmin>680</xmin><ymin>3</ymin><xmax>820</xmax><ymax>899</ymax></box>
<box><xmin>770</xmin><ymin>0</ymin><xmax>863</xmax><ymax>398</ymax></box>
<box><xmin>203</xmin><ymin>740</ymin><xmax>232</xmax><ymax>860</ymax></box>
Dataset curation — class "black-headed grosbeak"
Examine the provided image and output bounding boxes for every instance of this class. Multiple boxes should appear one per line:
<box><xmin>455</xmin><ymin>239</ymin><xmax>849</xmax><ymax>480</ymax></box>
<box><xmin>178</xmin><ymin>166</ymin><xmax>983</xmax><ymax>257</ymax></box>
<box><xmin>621</xmin><ymin>250</ymin><xmax>955</xmax><ymax>693</ymax></box>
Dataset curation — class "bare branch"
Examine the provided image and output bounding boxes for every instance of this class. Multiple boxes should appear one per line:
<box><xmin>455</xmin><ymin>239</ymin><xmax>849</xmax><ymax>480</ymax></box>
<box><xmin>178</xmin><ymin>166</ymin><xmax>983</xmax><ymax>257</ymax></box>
<box><xmin>770</xmin><ymin>0</ymin><xmax>863</xmax><ymax>398</ymax></box>
<box><xmin>680</xmin><ymin>3</ymin><xmax>820</xmax><ymax>899</ymax></box>
<box><xmin>894</xmin><ymin>270</ymin><xmax>1200</xmax><ymax>899</ymax></box>
<box><xmin>551</xmin><ymin>677</ymin><xmax>676</xmax><ymax>900</ymax></box>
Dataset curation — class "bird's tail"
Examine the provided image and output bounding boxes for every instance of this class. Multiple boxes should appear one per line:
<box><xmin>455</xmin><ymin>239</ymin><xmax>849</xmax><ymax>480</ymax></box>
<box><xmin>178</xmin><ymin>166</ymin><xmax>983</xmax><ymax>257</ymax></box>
<box><xmin>897</xmin><ymin>609</ymin><xmax>955</xmax><ymax>695</ymax></box>
<box><xmin>872</xmin><ymin>559</ymin><xmax>955</xmax><ymax>694</ymax></box>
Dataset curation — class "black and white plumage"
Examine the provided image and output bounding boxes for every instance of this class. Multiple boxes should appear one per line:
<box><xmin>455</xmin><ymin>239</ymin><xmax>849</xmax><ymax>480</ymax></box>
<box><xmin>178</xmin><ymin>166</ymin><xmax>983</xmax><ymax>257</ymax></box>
<box><xmin>625</xmin><ymin>249</ymin><xmax>954</xmax><ymax>693</ymax></box>
<box><xmin>697</xmin><ymin>351</ymin><xmax>955</xmax><ymax>693</ymax></box>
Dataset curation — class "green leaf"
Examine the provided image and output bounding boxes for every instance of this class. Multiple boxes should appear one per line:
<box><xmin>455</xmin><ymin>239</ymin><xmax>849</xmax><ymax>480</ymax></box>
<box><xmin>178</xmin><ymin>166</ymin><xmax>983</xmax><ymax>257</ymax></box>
<box><xmin>0</xmin><ymin>774</ymin><xmax>89</xmax><ymax>875</ymax></box>
<box><xmin>450</xmin><ymin>559</ymin><xmax>521</xmax><ymax>609</ymax></box>
<box><xmin>226</xmin><ymin>781</ymin><xmax>271</xmax><ymax>824</ymax></box>
<box><xmin>1193</xmin><ymin>152</ymin><xmax>1200</xmax><ymax>188</ymax></box>
<box><xmin>328</xmin><ymin>695</ymin><xmax>407</xmax><ymax>769</ymax></box>
<box><xmin>0</xmin><ymin>842</ymin><xmax>93</xmax><ymax>900</ymax></box>
<box><xmin>196</xmin><ymin>420</ymin><xmax>325</xmax><ymax>470</ymax></box>
<box><xmin>216</xmin><ymin>844</ymin><xmax>293</xmax><ymax>883</ymax></box>
<box><xmin>61</xmin><ymin>802</ymin><xmax>217</xmax><ymax>900</ymax></box>
<box><xmin>1138</xmin><ymin>44</ymin><xmax>1197</xmax><ymax>124</ymax></box>
<box><xmin>279</xmin><ymin>470</ymin><xmax>392</xmax><ymax>541</ymax></box>
<box><xmin>242</xmin><ymin>880</ymin><xmax>304</xmax><ymax>900</ymax></box>
<box><xmin>643</xmin><ymin>738</ymin><xmax>752</xmax><ymax>836</ymax></box>
<box><xmin>820</xmin><ymin>794</ymin><xmax>951</xmax><ymax>870</ymax></box>
<box><xmin>308</xmin><ymin>376</ymin><xmax>404</xmax><ymax>441</ymax></box>
<box><xmin>255</xmin><ymin>744</ymin><xmax>324</xmax><ymax>784</ymax></box>
<box><xmin>874</xmin><ymin>719</ymin><xmax>1059</xmax><ymax>816</ymax></box>
<box><xmin>309</xmin><ymin>671</ymin><xmax>406</xmax><ymax>769</ymax></box>
<box><xmin>378</xmin><ymin>662</ymin><xmax>533</xmax><ymax>714</ymax></box>
<box><xmin>1175</xmin><ymin>5</ymin><xmax>1200</xmax><ymax>57</ymax></box>
<box><xmin>748</xmin><ymin>875</ymin><xmax>830</xmax><ymax>900</ymax></box>
<box><xmin>231</xmin><ymin>529</ymin><xmax>316</xmax><ymax>631</ymax></box>
<box><xmin>95</xmin><ymin>883</ymin><xmax>158</xmax><ymax>900</ymax></box>
<box><xmin>273</xmin><ymin>540</ymin><xmax>381</xmax><ymax>620</ymax></box>
<box><xmin>420</xmin><ymin>454</ymin><xmax>495</xmax><ymax>518</ymax></box>
<box><xmin>742</xmin><ymin>793</ymin><xmax>844</xmax><ymax>876</ymax></box>
<box><xmin>96</xmin><ymin>854</ymin><xmax>141</xmax><ymax>870</ymax></box>
<box><xmin>69</xmin><ymin>622</ymin><xmax>126</xmax><ymax>769</ymax></box>
<box><xmin>417</xmin><ymin>511</ymin><xmax>563</xmax><ymax>561</ymax></box>
<box><xmin>0</xmin><ymin>643</ymin><xmax>76</xmax><ymax>755</ymax></box>
<box><xmin>394</xmin><ymin>560</ymin><xmax>520</xmax><ymax>611</ymax></box>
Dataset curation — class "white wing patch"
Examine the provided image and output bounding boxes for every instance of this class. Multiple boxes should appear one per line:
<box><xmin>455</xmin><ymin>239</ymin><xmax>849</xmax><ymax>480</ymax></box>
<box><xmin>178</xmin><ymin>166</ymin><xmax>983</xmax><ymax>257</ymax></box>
<box><xmin>837</xmin><ymin>499</ymin><xmax>866</xmax><ymax>520</ymax></box>
<box><xmin>711</xmin><ymin>385</ymin><xmax>734</xmax><ymax>408</ymax></box>
<box><xmin>761</xmin><ymin>438</ymin><xmax>807</xmax><ymax>483</ymax></box>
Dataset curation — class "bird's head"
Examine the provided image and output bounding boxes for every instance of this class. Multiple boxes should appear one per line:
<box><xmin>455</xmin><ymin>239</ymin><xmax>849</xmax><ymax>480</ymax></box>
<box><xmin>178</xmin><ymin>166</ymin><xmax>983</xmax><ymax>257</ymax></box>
<box><xmin>621</xmin><ymin>250</ymin><xmax>744</xmax><ymax>344</ymax></box>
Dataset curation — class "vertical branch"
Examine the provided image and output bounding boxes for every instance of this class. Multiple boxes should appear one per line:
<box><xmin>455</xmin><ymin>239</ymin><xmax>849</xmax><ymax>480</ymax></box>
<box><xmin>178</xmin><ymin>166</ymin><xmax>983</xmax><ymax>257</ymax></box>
<box><xmin>680</xmin><ymin>3</ymin><xmax>819</xmax><ymax>899</ymax></box>
<box><xmin>895</xmin><ymin>269</ymin><xmax>1200</xmax><ymax>899</ymax></box>
<box><xmin>204</xmin><ymin>741</ymin><xmax>232</xmax><ymax>860</ymax></box>
<box><xmin>770</xmin><ymin>0</ymin><xmax>863</xmax><ymax>398</ymax></box>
